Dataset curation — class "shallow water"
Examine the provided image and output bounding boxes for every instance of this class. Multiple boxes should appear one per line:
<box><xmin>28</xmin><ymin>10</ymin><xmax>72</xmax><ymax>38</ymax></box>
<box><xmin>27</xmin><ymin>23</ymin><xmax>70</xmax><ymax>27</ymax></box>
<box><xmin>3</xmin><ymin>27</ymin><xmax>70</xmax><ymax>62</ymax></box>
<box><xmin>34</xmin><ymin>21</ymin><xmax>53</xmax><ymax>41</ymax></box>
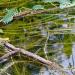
<box><xmin>31</xmin><ymin>42</ymin><xmax>75</xmax><ymax>75</ymax></box>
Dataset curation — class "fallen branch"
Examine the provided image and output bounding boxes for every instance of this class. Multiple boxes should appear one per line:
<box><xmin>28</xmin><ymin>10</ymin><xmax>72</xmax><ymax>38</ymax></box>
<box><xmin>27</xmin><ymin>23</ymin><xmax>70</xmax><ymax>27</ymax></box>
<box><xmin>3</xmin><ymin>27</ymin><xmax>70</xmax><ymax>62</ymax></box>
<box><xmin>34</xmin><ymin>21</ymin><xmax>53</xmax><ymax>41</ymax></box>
<box><xmin>13</xmin><ymin>7</ymin><xmax>60</xmax><ymax>19</ymax></box>
<box><xmin>0</xmin><ymin>42</ymin><xmax>66</xmax><ymax>74</ymax></box>
<box><xmin>0</xmin><ymin>50</ymin><xmax>20</xmax><ymax>62</ymax></box>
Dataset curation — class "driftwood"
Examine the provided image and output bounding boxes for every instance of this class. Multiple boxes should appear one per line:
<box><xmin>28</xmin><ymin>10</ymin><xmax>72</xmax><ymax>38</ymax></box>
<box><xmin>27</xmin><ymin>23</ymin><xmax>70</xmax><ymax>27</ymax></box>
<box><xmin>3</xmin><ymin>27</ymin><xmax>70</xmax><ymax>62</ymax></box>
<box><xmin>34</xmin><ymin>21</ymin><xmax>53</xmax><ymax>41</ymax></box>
<box><xmin>0</xmin><ymin>42</ymin><xmax>66</xmax><ymax>75</ymax></box>
<box><xmin>0</xmin><ymin>43</ymin><xmax>62</xmax><ymax>70</ymax></box>
<box><xmin>13</xmin><ymin>7</ymin><xmax>60</xmax><ymax>19</ymax></box>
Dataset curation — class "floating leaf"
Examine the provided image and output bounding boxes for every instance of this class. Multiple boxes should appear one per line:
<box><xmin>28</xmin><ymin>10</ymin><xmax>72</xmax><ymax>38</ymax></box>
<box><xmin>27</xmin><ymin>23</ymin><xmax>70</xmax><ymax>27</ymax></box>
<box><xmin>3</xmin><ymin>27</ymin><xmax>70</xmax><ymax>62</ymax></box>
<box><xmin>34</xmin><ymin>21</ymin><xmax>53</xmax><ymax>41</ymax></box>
<box><xmin>43</xmin><ymin>0</ymin><xmax>58</xmax><ymax>3</ymax></box>
<box><xmin>0</xmin><ymin>37</ymin><xmax>10</xmax><ymax>45</ymax></box>
<box><xmin>0</xmin><ymin>38</ymin><xmax>9</xmax><ymax>41</ymax></box>
<box><xmin>0</xmin><ymin>29</ymin><xmax>3</xmax><ymax>33</ymax></box>
<box><xmin>1</xmin><ymin>8</ymin><xmax>18</xmax><ymax>24</ymax></box>
<box><xmin>32</xmin><ymin>5</ymin><xmax>44</xmax><ymax>10</ymax></box>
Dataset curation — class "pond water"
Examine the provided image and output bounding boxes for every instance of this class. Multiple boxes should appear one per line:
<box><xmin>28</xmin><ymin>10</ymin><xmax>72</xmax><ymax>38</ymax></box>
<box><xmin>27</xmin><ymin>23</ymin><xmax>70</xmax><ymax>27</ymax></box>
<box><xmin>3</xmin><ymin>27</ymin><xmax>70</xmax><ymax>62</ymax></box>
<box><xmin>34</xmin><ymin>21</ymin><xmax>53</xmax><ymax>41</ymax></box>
<box><xmin>31</xmin><ymin>42</ymin><xmax>75</xmax><ymax>75</ymax></box>
<box><xmin>1</xmin><ymin>17</ymin><xmax>75</xmax><ymax>75</ymax></box>
<box><xmin>31</xmin><ymin>24</ymin><xmax>75</xmax><ymax>75</ymax></box>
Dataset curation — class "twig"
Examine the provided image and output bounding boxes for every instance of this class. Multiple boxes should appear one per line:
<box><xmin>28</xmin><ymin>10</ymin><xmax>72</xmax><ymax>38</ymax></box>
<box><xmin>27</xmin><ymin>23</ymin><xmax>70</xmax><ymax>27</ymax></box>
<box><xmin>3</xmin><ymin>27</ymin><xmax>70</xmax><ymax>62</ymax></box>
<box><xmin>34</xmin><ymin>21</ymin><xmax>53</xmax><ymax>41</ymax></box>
<box><xmin>13</xmin><ymin>7</ymin><xmax>59</xmax><ymax>19</ymax></box>
<box><xmin>0</xmin><ymin>50</ymin><xmax>20</xmax><ymax>62</ymax></box>
<box><xmin>43</xmin><ymin>24</ymin><xmax>50</xmax><ymax>60</ymax></box>
<box><xmin>0</xmin><ymin>42</ymin><xmax>66</xmax><ymax>75</ymax></box>
<box><xmin>3</xmin><ymin>43</ymin><xmax>62</xmax><ymax>70</ymax></box>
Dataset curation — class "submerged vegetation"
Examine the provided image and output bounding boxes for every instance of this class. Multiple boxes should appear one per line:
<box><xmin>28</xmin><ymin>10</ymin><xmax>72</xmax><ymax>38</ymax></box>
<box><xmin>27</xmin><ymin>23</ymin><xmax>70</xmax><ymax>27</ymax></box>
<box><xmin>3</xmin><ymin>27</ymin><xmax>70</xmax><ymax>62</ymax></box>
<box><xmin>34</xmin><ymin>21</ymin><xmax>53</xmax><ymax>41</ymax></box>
<box><xmin>0</xmin><ymin>0</ymin><xmax>75</xmax><ymax>75</ymax></box>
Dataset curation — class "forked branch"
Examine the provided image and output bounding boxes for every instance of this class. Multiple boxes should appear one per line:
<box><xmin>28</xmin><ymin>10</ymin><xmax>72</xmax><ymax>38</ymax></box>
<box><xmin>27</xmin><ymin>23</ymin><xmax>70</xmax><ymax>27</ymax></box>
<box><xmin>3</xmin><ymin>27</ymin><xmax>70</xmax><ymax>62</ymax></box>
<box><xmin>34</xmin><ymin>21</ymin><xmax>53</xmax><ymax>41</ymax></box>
<box><xmin>0</xmin><ymin>42</ymin><xmax>65</xmax><ymax>74</ymax></box>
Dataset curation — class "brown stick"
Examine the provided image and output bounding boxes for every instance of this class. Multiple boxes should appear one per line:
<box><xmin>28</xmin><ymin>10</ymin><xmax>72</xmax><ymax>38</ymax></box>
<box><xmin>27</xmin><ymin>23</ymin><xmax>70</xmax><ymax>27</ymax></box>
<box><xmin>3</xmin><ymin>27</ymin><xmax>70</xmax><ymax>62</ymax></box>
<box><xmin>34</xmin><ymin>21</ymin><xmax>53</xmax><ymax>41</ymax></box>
<box><xmin>0</xmin><ymin>43</ymin><xmax>66</xmax><ymax>75</ymax></box>
<box><xmin>0</xmin><ymin>50</ymin><xmax>19</xmax><ymax>61</ymax></box>
<box><xmin>3</xmin><ymin>43</ymin><xmax>63</xmax><ymax>71</ymax></box>
<box><xmin>13</xmin><ymin>7</ymin><xmax>60</xmax><ymax>19</ymax></box>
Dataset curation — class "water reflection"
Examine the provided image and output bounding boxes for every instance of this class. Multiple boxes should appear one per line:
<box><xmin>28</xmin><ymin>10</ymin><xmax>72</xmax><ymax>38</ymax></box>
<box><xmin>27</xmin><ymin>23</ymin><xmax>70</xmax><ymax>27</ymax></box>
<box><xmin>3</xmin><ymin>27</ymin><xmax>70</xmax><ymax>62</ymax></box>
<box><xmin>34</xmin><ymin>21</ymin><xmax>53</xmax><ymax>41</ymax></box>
<box><xmin>32</xmin><ymin>43</ymin><xmax>75</xmax><ymax>75</ymax></box>
<box><xmin>56</xmin><ymin>43</ymin><xmax>75</xmax><ymax>75</ymax></box>
<box><xmin>31</xmin><ymin>23</ymin><xmax>75</xmax><ymax>75</ymax></box>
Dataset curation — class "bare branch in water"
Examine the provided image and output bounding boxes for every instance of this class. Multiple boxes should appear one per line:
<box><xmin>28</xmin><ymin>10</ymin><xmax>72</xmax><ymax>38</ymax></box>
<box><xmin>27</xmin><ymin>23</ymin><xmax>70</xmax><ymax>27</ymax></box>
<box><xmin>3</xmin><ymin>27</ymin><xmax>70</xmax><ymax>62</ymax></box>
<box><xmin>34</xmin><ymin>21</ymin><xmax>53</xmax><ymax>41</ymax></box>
<box><xmin>0</xmin><ymin>42</ymin><xmax>65</xmax><ymax>75</ymax></box>
<box><xmin>13</xmin><ymin>7</ymin><xmax>59</xmax><ymax>19</ymax></box>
